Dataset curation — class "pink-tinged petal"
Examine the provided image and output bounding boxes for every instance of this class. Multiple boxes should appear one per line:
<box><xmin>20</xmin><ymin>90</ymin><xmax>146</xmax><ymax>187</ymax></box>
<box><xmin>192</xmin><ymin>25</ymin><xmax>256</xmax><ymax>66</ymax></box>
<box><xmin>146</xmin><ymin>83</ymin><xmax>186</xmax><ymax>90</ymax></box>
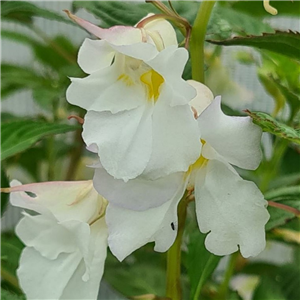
<box><xmin>83</xmin><ymin>105</ymin><xmax>153</xmax><ymax>181</ymax></box>
<box><xmin>195</xmin><ymin>160</ymin><xmax>269</xmax><ymax>258</ymax></box>
<box><xmin>187</xmin><ymin>80</ymin><xmax>214</xmax><ymax>117</ymax></box>
<box><xmin>93</xmin><ymin>162</ymin><xmax>185</xmax><ymax>211</ymax></box>
<box><xmin>8</xmin><ymin>179</ymin><xmax>102</xmax><ymax>223</ymax></box>
<box><xmin>142</xmin><ymin>86</ymin><xmax>201</xmax><ymax>180</ymax></box>
<box><xmin>106</xmin><ymin>180</ymin><xmax>186</xmax><ymax>261</ymax></box>
<box><xmin>78</xmin><ymin>38</ymin><xmax>115</xmax><ymax>74</ymax></box>
<box><xmin>65</xmin><ymin>10</ymin><xmax>143</xmax><ymax>45</ymax></box>
<box><xmin>198</xmin><ymin>96</ymin><xmax>263</xmax><ymax>170</ymax></box>
<box><xmin>147</xmin><ymin>46</ymin><xmax>195</xmax><ymax>106</ymax></box>
<box><xmin>16</xmin><ymin>214</ymin><xmax>78</xmax><ymax>260</ymax></box>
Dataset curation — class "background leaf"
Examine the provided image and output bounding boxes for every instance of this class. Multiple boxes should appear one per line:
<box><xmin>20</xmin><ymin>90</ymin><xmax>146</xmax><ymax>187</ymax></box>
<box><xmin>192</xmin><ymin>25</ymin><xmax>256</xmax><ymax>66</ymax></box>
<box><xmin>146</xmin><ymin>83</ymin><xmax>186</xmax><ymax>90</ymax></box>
<box><xmin>246</xmin><ymin>111</ymin><xmax>300</xmax><ymax>145</ymax></box>
<box><xmin>207</xmin><ymin>31</ymin><xmax>300</xmax><ymax>62</ymax></box>
<box><xmin>1</xmin><ymin>120</ymin><xmax>80</xmax><ymax>161</ymax></box>
<box><xmin>1</xmin><ymin>168</ymin><xmax>9</xmax><ymax>215</ymax></box>
<box><xmin>186</xmin><ymin>231</ymin><xmax>221</xmax><ymax>299</ymax></box>
<box><xmin>1</xmin><ymin>0</ymin><xmax>73</xmax><ymax>25</ymax></box>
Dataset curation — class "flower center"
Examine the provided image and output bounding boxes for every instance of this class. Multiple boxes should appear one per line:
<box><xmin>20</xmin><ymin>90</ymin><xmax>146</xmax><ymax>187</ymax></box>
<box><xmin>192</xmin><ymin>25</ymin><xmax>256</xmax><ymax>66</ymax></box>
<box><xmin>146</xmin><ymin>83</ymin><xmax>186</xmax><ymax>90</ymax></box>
<box><xmin>140</xmin><ymin>69</ymin><xmax>164</xmax><ymax>102</ymax></box>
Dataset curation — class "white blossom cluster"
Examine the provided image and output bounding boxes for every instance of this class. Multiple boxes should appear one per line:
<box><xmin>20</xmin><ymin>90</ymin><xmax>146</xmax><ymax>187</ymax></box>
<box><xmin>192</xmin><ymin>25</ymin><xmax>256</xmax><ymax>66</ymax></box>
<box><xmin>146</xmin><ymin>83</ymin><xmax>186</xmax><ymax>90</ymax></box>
<box><xmin>7</xmin><ymin>13</ymin><xmax>269</xmax><ymax>300</ymax></box>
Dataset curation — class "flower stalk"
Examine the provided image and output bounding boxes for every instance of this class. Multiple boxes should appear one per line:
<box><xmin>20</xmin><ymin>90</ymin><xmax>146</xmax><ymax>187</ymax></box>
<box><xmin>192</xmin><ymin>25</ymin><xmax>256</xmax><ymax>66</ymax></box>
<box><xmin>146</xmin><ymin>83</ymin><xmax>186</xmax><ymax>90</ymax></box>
<box><xmin>166</xmin><ymin>194</ymin><xmax>189</xmax><ymax>300</ymax></box>
<box><xmin>190</xmin><ymin>1</ymin><xmax>216</xmax><ymax>83</ymax></box>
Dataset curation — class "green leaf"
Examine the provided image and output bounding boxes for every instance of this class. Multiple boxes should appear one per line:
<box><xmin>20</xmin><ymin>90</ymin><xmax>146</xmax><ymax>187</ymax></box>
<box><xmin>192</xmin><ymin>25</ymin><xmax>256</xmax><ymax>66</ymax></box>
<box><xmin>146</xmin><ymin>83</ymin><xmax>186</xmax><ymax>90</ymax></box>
<box><xmin>247</xmin><ymin>263</ymin><xmax>300</xmax><ymax>300</ymax></box>
<box><xmin>104</xmin><ymin>250</ymin><xmax>165</xmax><ymax>296</ymax></box>
<box><xmin>1</xmin><ymin>64</ymin><xmax>50</xmax><ymax>99</ymax></box>
<box><xmin>246</xmin><ymin>111</ymin><xmax>300</xmax><ymax>145</ymax></box>
<box><xmin>207</xmin><ymin>31</ymin><xmax>300</xmax><ymax>62</ymax></box>
<box><xmin>1</xmin><ymin>1</ymin><xmax>73</xmax><ymax>25</ymax></box>
<box><xmin>253</xmin><ymin>276</ymin><xmax>286</xmax><ymax>300</ymax></box>
<box><xmin>265</xmin><ymin>186</ymin><xmax>300</xmax><ymax>231</ymax></box>
<box><xmin>186</xmin><ymin>231</ymin><xmax>221</xmax><ymax>299</ymax></box>
<box><xmin>1</xmin><ymin>120</ymin><xmax>80</xmax><ymax>161</ymax></box>
<box><xmin>1</xmin><ymin>232</ymin><xmax>24</xmax><ymax>293</ymax></box>
<box><xmin>229</xmin><ymin>0</ymin><xmax>300</xmax><ymax>17</ymax></box>
<box><xmin>1</xmin><ymin>289</ymin><xmax>25</xmax><ymax>300</ymax></box>
<box><xmin>208</xmin><ymin>5</ymin><xmax>273</xmax><ymax>40</ymax></box>
<box><xmin>1</xmin><ymin>167</ymin><xmax>9</xmax><ymax>215</ymax></box>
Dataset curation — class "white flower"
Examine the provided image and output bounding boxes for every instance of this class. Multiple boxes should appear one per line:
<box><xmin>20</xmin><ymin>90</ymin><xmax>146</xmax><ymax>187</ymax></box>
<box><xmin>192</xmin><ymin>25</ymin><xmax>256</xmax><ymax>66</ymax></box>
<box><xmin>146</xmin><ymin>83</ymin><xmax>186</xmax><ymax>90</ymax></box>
<box><xmin>66</xmin><ymin>12</ymin><xmax>201</xmax><ymax>181</ymax></box>
<box><xmin>6</xmin><ymin>180</ymin><xmax>107</xmax><ymax>300</ymax></box>
<box><xmin>93</xmin><ymin>82</ymin><xmax>269</xmax><ymax>260</ymax></box>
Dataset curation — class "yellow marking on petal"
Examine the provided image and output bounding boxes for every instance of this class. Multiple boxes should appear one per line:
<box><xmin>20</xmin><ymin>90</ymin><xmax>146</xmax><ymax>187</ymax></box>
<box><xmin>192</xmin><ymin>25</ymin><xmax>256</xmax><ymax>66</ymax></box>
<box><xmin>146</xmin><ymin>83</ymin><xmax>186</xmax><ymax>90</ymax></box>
<box><xmin>186</xmin><ymin>139</ymin><xmax>208</xmax><ymax>176</ymax></box>
<box><xmin>140</xmin><ymin>69</ymin><xmax>164</xmax><ymax>102</ymax></box>
<box><xmin>118</xmin><ymin>74</ymin><xmax>134</xmax><ymax>86</ymax></box>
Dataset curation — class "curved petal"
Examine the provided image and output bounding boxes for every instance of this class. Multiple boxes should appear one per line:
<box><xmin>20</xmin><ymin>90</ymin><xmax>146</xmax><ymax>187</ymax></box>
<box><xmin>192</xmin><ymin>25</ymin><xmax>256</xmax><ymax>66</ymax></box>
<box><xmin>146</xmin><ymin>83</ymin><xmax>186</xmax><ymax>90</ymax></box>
<box><xmin>8</xmin><ymin>180</ymin><xmax>102</xmax><ymax>223</ymax></box>
<box><xmin>143</xmin><ymin>15</ymin><xmax>178</xmax><ymax>50</ymax></box>
<box><xmin>187</xmin><ymin>80</ymin><xmax>214</xmax><ymax>117</ymax></box>
<box><xmin>78</xmin><ymin>38</ymin><xmax>115</xmax><ymax>74</ymax></box>
<box><xmin>195</xmin><ymin>160</ymin><xmax>269</xmax><ymax>258</ymax></box>
<box><xmin>17</xmin><ymin>247</ymin><xmax>82</xmax><ymax>300</ymax></box>
<box><xmin>93</xmin><ymin>162</ymin><xmax>185</xmax><ymax>211</ymax></box>
<box><xmin>83</xmin><ymin>105</ymin><xmax>153</xmax><ymax>181</ymax></box>
<box><xmin>147</xmin><ymin>46</ymin><xmax>196</xmax><ymax>106</ymax></box>
<box><xmin>16</xmin><ymin>214</ymin><xmax>78</xmax><ymax>260</ymax></box>
<box><xmin>198</xmin><ymin>97</ymin><xmax>263</xmax><ymax>170</ymax></box>
<box><xmin>61</xmin><ymin>219</ymin><xmax>108</xmax><ymax>299</ymax></box>
<box><xmin>65</xmin><ymin>10</ymin><xmax>143</xmax><ymax>45</ymax></box>
<box><xmin>67</xmin><ymin>63</ymin><xmax>145</xmax><ymax>113</ymax></box>
<box><xmin>142</xmin><ymin>89</ymin><xmax>201</xmax><ymax>179</ymax></box>
<box><xmin>110</xmin><ymin>42</ymin><xmax>158</xmax><ymax>61</ymax></box>
<box><xmin>106</xmin><ymin>180</ymin><xmax>186</xmax><ymax>261</ymax></box>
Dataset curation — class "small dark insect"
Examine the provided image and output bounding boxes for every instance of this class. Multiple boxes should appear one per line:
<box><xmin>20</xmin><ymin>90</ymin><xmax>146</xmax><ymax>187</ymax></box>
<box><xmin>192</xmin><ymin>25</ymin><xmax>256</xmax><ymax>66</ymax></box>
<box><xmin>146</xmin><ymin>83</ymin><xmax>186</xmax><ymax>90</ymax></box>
<box><xmin>171</xmin><ymin>222</ymin><xmax>175</xmax><ymax>230</ymax></box>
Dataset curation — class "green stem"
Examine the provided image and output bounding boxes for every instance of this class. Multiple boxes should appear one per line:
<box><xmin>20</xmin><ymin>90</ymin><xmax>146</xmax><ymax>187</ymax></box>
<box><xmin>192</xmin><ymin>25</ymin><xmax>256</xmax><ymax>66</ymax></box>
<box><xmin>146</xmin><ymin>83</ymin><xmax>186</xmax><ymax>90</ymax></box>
<box><xmin>217</xmin><ymin>252</ymin><xmax>239</xmax><ymax>300</ymax></box>
<box><xmin>166</xmin><ymin>195</ymin><xmax>189</xmax><ymax>300</ymax></box>
<box><xmin>190</xmin><ymin>1</ymin><xmax>216</xmax><ymax>83</ymax></box>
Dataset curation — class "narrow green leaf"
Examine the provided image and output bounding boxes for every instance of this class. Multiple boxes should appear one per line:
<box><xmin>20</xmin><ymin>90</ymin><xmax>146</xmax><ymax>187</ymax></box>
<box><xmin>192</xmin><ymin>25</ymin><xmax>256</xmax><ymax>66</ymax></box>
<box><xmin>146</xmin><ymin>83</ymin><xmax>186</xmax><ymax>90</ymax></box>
<box><xmin>253</xmin><ymin>276</ymin><xmax>286</xmax><ymax>300</ymax></box>
<box><xmin>1</xmin><ymin>1</ymin><xmax>73</xmax><ymax>25</ymax></box>
<box><xmin>207</xmin><ymin>31</ymin><xmax>300</xmax><ymax>62</ymax></box>
<box><xmin>229</xmin><ymin>0</ymin><xmax>300</xmax><ymax>17</ymax></box>
<box><xmin>1</xmin><ymin>232</ymin><xmax>24</xmax><ymax>293</ymax></box>
<box><xmin>265</xmin><ymin>185</ymin><xmax>300</xmax><ymax>231</ymax></box>
<box><xmin>246</xmin><ymin>110</ymin><xmax>300</xmax><ymax>144</ymax></box>
<box><xmin>186</xmin><ymin>231</ymin><xmax>221</xmax><ymax>300</ymax></box>
<box><xmin>1</xmin><ymin>120</ymin><xmax>80</xmax><ymax>161</ymax></box>
<box><xmin>1</xmin><ymin>289</ymin><xmax>25</xmax><ymax>300</ymax></box>
<box><xmin>1</xmin><ymin>168</ymin><xmax>9</xmax><ymax>215</ymax></box>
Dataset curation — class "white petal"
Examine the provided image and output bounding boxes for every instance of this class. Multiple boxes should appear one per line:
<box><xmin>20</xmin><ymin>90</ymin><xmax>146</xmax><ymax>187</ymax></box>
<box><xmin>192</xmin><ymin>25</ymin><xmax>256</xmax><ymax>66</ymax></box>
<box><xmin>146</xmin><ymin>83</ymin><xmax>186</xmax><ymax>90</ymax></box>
<box><xmin>93</xmin><ymin>163</ymin><xmax>185</xmax><ymax>210</ymax></box>
<box><xmin>142</xmin><ymin>88</ymin><xmax>201</xmax><ymax>179</ymax></box>
<box><xmin>9</xmin><ymin>180</ymin><xmax>102</xmax><ymax>223</ymax></box>
<box><xmin>195</xmin><ymin>160</ymin><xmax>269</xmax><ymax>258</ymax></box>
<box><xmin>147</xmin><ymin>46</ymin><xmax>196</xmax><ymax>106</ymax></box>
<box><xmin>78</xmin><ymin>38</ymin><xmax>115</xmax><ymax>74</ymax></box>
<box><xmin>143</xmin><ymin>16</ymin><xmax>178</xmax><ymax>50</ymax></box>
<box><xmin>18</xmin><ymin>247</ymin><xmax>82</xmax><ymax>300</ymax></box>
<box><xmin>187</xmin><ymin>80</ymin><xmax>214</xmax><ymax>117</ymax></box>
<box><xmin>61</xmin><ymin>219</ymin><xmax>108</xmax><ymax>299</ymax></box>
<box><xmin>67</xmin><ymin>62</ymin><xmax>145</xmax><ymax>113</ymax></box>
<box><xmin>106</xmin><ymin>180</ymin><xmax>186</xmax><ymax>261</ymax></box>
<box><xmin>83</xmin><ymin>105</ymin><xmax>153</xmax><ymax>181</ymax></box>
<box><xmin>16</xmin><ymin>214</ymin><xmax>78</xmax><ymax>260</ymax></box>
<box><xmin>198</xmin><ymin>96</ymin><xmax>263</xmax><ymax>170</ymax></box>
<box><xmin>110</xmin><ymin>42</ymin><xmax>158</xmax><ymax>61</ymax></box>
